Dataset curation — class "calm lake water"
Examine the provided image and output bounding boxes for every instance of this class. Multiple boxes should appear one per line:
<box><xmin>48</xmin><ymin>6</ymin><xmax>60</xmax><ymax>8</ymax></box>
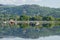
<box><xmin>0</xmin><ymin>22</ymin><xmax>60</xmax><ymax>39</ymax></box>
<box><xmin>0</xmin><ymin>36</ymin><xmax>60</xmax><ymax>40</ymax></box>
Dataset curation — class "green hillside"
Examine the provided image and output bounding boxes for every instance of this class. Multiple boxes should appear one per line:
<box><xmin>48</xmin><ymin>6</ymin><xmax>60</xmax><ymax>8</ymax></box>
<box><xmin>0</xmin><ymin>5</ymin><xmax>60</xmax><ymax>18</ymax></box>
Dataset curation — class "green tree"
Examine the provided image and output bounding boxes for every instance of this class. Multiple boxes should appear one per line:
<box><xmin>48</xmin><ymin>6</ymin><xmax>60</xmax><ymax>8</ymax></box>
<box><xmin>56</xmin><ymin>18</ymin><xmax>60</xmax><ymax>21</ymax></box>
<box><xmin>42</xmin><ymin>16</ymin><xmax>55</xmax><ymax>21</ymax></box>
<box><xmin>20</xmin><ymin>14</ymin><xmax>29</xmax><ymax>21</ymax></box>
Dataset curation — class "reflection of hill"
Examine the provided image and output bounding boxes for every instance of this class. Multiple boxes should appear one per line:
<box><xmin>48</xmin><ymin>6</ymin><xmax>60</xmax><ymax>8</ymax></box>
<box><xmin>0</xmin><ymin>23</ymin><xmax>60</xmax><ymax>39</ymax></box>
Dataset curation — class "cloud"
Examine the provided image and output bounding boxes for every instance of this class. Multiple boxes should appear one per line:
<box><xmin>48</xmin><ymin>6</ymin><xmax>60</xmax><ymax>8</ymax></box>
<box><xmin>0</xmin><ymin>0</ymin><xmax>26</xmax><ymax>5</ymax></box>
<box><xmin>34</xmin><ymin>0</ymin><xmax>42</xmax><ymax>2</ymax></box>
<box><xmin>0</xmin><ymin>0</ymin><xmax>60</xmax><ymax>8</ymax></box>
<box><xmin>0</xmin><ymin>0</ymin><xmax>42</xmax><ymax>5</ymax></box>
<box><xmin>22</xmin><ymin>0</ymin><xmax>26</xmax><ymax>2</ymax></box>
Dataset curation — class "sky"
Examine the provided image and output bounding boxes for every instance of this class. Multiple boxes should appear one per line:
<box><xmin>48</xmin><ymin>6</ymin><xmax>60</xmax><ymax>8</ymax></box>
<box><xmin>0</xmin><ymin>0</ymin><xmax>60</xmax><ymax>8</ymax></box>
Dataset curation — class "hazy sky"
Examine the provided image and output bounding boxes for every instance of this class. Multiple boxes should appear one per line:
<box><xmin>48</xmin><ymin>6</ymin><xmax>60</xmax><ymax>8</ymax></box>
<box><xmin>0</xmin><ymin>0</ymin><xmax>60</xmax><ymax>8</ymax></box>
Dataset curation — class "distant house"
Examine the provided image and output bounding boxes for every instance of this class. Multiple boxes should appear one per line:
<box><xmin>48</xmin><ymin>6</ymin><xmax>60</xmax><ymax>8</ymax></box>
<box><xmin>35</xmin><ymin>22</ymin><xmax>40</xmax><ymax>26</ymax></box>
<box><xmin>29</xmin><ymin>22</ymin><xmax>35</xmax><ymax>26</ymax></box>
<box><xmin>9</xmin><ymin>19</ymin><xmax>15</xmax><ymax>25</ymax></box>
<box><xmin>29</xmin><ymin>22</ymin><xmax>40</xmax><ymax>26</ymax></box>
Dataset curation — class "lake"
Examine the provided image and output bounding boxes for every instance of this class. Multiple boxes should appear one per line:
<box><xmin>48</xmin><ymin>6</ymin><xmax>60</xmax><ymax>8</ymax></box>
<box><xmin>0</xmin><ymin>21</ymin><xmax>60</xmax><ymax>39</ymax></box>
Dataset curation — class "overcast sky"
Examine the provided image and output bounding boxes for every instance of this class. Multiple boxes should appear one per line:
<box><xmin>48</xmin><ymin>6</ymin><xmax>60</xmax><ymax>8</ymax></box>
<box><xmin>0</xmin><ymin>0</ymin><xmax>60</xmax><ymax>8</ymax></box>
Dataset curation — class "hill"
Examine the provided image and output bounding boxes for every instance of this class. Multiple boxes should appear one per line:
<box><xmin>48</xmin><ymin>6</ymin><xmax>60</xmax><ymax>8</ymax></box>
<box><xmin>0</xmin><ymin>4</ymin><xmax>60</xmax><ymax>18</ymax></box>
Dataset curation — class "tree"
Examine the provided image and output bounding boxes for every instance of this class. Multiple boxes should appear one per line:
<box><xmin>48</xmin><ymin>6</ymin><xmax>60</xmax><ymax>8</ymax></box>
<box><xmin>20</xmin><ymin>14</ymin><xmax>29</xmax><ymax>21</ymax></box>
<box><xmin>42</xmin><ymin>16</ymin><xmax>55</xmax><ymax>21</ymax></box>
<box><xmin>56</xmin><ymin>18</ymin><xmax>60</xmax><ymax>21</ymax></box>
<box><xmin>29</xmin><ymin>15</ymin><xmax>42</xmax><ymax>21</ymax></box>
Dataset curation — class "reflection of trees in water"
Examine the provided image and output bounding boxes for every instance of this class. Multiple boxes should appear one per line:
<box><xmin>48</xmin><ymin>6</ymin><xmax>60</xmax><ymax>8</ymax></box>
<box><xmin>17</xmin><ymin>22</ymin><xmax>55</xmax><ymax>29</ymax></box>
<box><xmin>0</xmin><ymin>22</ymin><xmax>60</xmax><ymax>39</ymax></box>
<box><xmin>42</xmin><ymin>23</ymin><xmax>55</xmax><ymax>28</ymax></box>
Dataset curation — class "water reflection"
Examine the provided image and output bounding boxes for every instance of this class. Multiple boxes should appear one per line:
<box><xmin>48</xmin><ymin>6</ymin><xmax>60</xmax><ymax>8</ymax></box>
<box><xmin>0</xmin><ymin>21</ymin><xmax>60</xmax><ymax>39</ymax></box>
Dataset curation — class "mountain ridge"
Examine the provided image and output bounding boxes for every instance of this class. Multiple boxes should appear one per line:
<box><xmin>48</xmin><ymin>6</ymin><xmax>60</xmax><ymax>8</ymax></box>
<box><xmin>0</xmin><ymin>4</ymin><xmax>60</xmax><ymax>18</ymax></box>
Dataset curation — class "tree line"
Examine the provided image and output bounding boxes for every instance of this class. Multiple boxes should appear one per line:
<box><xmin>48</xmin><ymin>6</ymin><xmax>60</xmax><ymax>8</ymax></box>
<box><xmin>0</xmin><ymin>14</ymin><xmax>60</xmax><ymax>21</ymax></box>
